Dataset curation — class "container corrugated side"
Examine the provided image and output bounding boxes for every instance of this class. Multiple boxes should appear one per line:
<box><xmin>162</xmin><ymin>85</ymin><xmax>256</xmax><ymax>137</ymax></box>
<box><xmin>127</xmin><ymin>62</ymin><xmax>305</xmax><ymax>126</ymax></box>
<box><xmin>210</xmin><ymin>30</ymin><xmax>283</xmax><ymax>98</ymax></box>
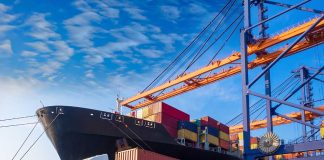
<box><xmin>177</xmin><ymin>129</ymin><xmax>198</xmax><ymax>142</ymax></box>
<box><xmin>161</xmin><ymin>102</ymin><xmax>190</xmax><ymax>121</ymax></box>
<box><xmin>178</xmin><ymin>120</ymin><xmax>197</xmax><ymax>132</ymax></box>
<box><xmin>219</xmin><ymin>139</ymin><xmax>230</xmax><ymax>150</ymax></box>
<box><xmin>219</xmin><ymin>123</ymin><xmax>229</xmax><ymax>134</ymax></box>
<box><xmin>219</xmin><ymin>131</ymin><xmax>230</xmax><ymax>141</ymax></box>
<box><xmin>115</xmin><ymin>148</ymin><xmax>179</xmax><ymax>160</ymax></box>
<box><xmin>201</xmin><ymin>125</ymin><xmax>219</xmax><ymax>137</ymax></box>
<box><xmin>200</xmin><ymin>116</ymin><xmax>220</xmax><ymax>129</ymax></box>
<box><xmin>201</xmin><ymin>134</ymin><xmax>219</xmax><ymax>146</ymax></box>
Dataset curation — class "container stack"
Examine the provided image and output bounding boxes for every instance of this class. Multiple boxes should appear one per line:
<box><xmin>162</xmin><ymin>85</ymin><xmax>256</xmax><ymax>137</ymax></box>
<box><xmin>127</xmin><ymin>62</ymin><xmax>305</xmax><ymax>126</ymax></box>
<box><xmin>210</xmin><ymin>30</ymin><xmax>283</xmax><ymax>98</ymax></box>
<box><xmin>234</xmin><ymin>133</ymin><xmax>259</xmax><ymax>151</ymax></box>
<box><xmin>137</xmin><ymin>102</ymin><xmax>190</xmax><ymax>138</ymax></box>
<box><xmin>219</xmin><ymin>123</ymin><xmax>230</xmax><ymax>150</ymax></box>
<box><xmin>178</xmin><ymin>120</ymin><xmax>198</xmax><ymax>142</ymax></box>
<box><xmin>200</xmin><ymin>116</ymin><xmax>230</xmax><ymax>151</ymax></box>
<box><xmin>200</xmin><ymin>125</ymin><xmax>219</xmax><ymax>146</ymax></box>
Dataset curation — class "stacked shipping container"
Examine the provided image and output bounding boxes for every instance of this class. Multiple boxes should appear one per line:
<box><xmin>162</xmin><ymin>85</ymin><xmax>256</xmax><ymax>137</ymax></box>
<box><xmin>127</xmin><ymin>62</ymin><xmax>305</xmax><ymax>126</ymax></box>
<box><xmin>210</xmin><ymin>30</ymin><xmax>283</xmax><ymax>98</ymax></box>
<box><xmin>178</xmin><ymin>120</ymin><xmax>198</xmax><ymax>142</ymax></box>
<box><xmin>200</xmin><ymin>116</ymin><xmax>230</xmax><ymax>150</ymax></box>
<box><xmin>136</xmin><ymin>102</ymin><xmax>190</xmax><ymax>138</ymax></box>
<box><xmin>230</xmin><ymin>133</ymin><xmax>259</xmax><ymax>151</ymax></box>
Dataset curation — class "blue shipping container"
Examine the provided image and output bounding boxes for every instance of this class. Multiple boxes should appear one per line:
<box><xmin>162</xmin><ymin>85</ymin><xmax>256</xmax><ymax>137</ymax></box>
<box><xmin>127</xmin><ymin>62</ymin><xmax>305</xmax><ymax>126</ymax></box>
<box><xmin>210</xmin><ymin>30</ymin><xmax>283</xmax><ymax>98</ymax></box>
<box><xmin>178</xmin><ymin>120</ymin><xmax>197</xmax><ymax>132</ymax></box>
<box><xmin>201</xmin><ymin>125</ymin><xmax>219</xmax><ymax>137</ymax></box>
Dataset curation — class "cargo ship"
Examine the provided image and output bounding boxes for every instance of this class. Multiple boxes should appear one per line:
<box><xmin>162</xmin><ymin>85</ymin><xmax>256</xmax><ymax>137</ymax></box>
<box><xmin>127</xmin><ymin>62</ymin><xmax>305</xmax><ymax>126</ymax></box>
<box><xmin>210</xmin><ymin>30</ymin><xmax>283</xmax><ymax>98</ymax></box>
<box><xmin>36</xmin><ymin>102</ymin><xmax>241</xmax><ymax>160</ymax></box>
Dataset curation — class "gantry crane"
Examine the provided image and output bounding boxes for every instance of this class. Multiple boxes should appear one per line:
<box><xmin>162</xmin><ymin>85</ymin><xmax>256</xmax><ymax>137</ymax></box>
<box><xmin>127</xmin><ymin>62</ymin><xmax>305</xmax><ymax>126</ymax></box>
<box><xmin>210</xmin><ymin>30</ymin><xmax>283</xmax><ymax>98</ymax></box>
<box><xmin>120</xmin><ymin>17</ymin><xmax>324</xmax><ymax>109</ymax></box>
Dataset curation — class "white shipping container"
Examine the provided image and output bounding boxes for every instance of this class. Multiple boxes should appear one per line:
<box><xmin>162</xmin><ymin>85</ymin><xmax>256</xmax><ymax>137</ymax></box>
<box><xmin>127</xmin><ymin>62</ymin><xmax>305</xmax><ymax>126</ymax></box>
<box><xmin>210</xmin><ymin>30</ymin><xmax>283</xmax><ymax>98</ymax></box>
<box><xmin>115</xmin><ymin>148</ymin><xmax>179</xmax><ymax>160</ymax></box>
<box><xmin>136</xmin><ymin>109</ymin><xmax>143</xmax><ymax>119</ymax></box>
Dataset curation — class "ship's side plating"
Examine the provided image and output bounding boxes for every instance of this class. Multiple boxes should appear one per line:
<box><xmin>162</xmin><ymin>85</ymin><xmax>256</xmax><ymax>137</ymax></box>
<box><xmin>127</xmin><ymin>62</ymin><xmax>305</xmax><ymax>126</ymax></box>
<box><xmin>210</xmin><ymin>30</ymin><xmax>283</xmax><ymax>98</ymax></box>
<box><xmin>37</xmin><ymin>106</ymin><xmax>240</xmax><ymax>160</ymax></box>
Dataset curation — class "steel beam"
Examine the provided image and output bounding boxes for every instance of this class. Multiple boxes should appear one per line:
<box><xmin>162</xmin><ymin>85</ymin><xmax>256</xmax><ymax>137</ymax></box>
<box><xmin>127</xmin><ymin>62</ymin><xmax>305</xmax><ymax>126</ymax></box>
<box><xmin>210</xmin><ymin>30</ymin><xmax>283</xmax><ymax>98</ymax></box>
<box><xmin>273</xmin><ymin>66</ymin><xmax>324</xmax><ymax>110</ymax></box>
<box><xmin>248</xmin><ymin>90</ymin><xmax>324</xmax><ymax>116</ymax></box>
<box><xmin>291</xmin><ymin>155</ymin><xmax>324</xmax><ymax>160</ymax></box>
<box><xmin>247</xmin><ymin>0</ymin><xmax>311</xmax><ymax>30</ymax></box>
<box><xmin>274</xmin><ymin>112</ymin><xmax>320</xmax><ymax>129</ymax></box>
<box><xmin>264</xmin><ymin>0</ymin><xmax>324</xmax><ymax>14</ymax></box>
<box><xmin>248</xmin><ymin>140</ymin><xmax>324</xmax><ymax>158</ymax></box>
<box><xmin>241</xmin><ymin>0</ymin><xmax>252</xmax><ymax>159</ymax></box>
<box><xmin>248</xmin><ymin>15</ymin><xmax>324</xmax><ymax>87</ymax></box>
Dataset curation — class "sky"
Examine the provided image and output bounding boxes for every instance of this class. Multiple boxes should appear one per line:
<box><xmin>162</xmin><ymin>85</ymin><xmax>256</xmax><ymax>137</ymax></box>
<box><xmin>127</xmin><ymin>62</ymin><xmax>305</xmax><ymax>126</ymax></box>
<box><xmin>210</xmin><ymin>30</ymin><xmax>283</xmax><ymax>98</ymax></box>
<box><xmin>0</xmin><ymin>0</ymin><xmax>323</xmax><ymax>160</ymax></box>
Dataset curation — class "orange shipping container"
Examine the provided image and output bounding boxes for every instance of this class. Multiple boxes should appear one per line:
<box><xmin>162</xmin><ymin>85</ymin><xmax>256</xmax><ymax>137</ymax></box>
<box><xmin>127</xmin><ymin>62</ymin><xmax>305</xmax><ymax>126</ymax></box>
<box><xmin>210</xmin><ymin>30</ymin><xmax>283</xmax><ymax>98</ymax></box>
<box><xmin>115</xmin><ymin>148</ymin><xmax>179</xmax><ymax>160</ymax></box>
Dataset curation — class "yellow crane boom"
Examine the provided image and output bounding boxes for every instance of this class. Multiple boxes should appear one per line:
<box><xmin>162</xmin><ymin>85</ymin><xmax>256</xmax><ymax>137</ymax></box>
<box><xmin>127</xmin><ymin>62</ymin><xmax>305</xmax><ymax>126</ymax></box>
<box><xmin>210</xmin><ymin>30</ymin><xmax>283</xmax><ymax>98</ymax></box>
<box><xmin>121</xmin><ymin>17</ymin><xmax>324</xmax><ymax>109</ymax></box>
<box><xmin>229</xmin><ymin>106</ymin><xmax>324</xmax><ymax>134</ymax></box>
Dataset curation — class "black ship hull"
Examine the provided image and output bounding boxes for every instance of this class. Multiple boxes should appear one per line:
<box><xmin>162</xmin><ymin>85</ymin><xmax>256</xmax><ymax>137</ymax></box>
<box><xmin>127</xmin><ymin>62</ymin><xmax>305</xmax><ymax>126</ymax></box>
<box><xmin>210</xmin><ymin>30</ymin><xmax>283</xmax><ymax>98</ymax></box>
<box><xmin>37</xmin><ymin>106</ymin><xmax>240</xmax><ymax>160</ymax></box>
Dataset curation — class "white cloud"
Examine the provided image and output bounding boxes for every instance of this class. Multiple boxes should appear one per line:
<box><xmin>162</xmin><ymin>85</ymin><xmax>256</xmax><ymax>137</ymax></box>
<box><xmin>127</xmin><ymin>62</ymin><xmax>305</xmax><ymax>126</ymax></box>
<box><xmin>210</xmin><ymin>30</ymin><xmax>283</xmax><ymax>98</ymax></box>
<box><xmin>85</xmin><ymin>69</ymin><xmax>95</xmax><ymax>78</ymax></box>
<box><xmin>64</xmin><ymin>12</ymin><xmax>102</xmax><ymax>48</ymax></box>
<box><xmin>0</xmin><ymin>39</ymin><xmax>13</xmax><ymax>54</ymax></box>
<box><xmin>188</xmin><ymin>3</ymin><xmax>208</xmax><ymax>15</ymax></box>
<box><xmin>0</xmin><ymin>3</ymin><xmax>17</xmax><ymax>24</ymax></box>
<box><xmin>25</xmin><ymin>13</ymin><xmax>60</xmax><ymax>40</ymax></box>
<box><xmin>48</xmin><ymin>40</ymin><xmax>74</xmax><ymax>61</ymax></box>
<box><xmin>0</xmin><ymin>25</ymin><xmax>15</xmax><ymax>33</ymax></box>
<box><xmin>84</xmin><ymin>54</ymin><xmax>104</xmax><ymax>65</ymax></box>
<box><xmin>39</xmin><ymin>60</ymin><xmax>63</xmax><ymax>77</ymax></box>
<box><xmin>137</xmin><ymin>48</ymin><xmax>163</xmax><ymax>58</ymax></box>
<box><xmin>160</xmin><ymin>5</ymin><xmax>180</xmax><ymax>21</ymax></box>
<box><xmin>151</xmin><ymin>33</ymin><xmax>184</xmax><ymax>51</ymax></box>
<box><xmin>73</xmin><ymin>0</ymin><xmax>119</xmax><ymax>18</ymax></box>
<box><xmin>26</xmin><ymin>41</ymin><xmax>51</xmax><ymax>52</ymax></box>
<box><xmin>21</xmin><ymin>50</ymin><xmax>38</xmax><ymax>57</ymax></box>
<box><xmin>124</xmin><ymin>7</ymin><xmax>147</xmax><ymax>20</ymax></box>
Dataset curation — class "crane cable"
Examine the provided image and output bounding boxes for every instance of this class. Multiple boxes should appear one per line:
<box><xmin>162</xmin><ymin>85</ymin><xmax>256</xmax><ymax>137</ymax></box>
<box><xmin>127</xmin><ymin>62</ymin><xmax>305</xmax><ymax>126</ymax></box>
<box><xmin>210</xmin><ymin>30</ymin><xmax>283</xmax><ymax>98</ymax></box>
<box><xmin>19</xmin><ymin>113</ymin><xmax>61</xmax><ymax>160</ymax></box>
<box><xmin>160</xmin><ymin>0</ymin><xmax>241</xmax><ymax>87</ymax></box>
<box><xmin>226</xmin><ymin>72</ymin><xmax>299</xmax><ymax>125</ymax></box>
<box><xmin>0</xmin><ymin>115</ymin><xmax>36</xmax><ymax>122</ymax></box>
<box><xmin>11</xmin><ymin>120</ymin><xmax>40</xmax><ymax>160</ymax></box>
<box><xmin>141</xmin><ymin>0</ymin><xmax>235</xmax><ymax>92</ymax></box>
<box><xmin>181</xmin><ymin>0</ymin><xmax>239</xmax><ymax>75</ymax></box>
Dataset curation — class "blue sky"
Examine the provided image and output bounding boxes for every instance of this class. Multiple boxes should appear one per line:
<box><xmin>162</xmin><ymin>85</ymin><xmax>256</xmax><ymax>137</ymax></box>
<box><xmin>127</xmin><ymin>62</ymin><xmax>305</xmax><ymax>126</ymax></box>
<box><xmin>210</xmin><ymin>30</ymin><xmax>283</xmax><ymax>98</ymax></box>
<box><xmin>0</xmin><ymin>0</ymin><xmax>323</xmax><ymax>159</ymax></box>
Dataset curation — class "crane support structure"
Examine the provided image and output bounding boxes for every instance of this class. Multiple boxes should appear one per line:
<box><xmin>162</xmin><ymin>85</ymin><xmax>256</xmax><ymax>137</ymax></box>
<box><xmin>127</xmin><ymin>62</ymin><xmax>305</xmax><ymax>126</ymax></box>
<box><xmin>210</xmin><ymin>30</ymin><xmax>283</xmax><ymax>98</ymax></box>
<box><xmin>229</xmin><ymin>106</ymin><xmax>324</xmax><ymax>134</ymax></box>
<box><xmin>121</xmin><ymin>17</ymin><xmax>324</xmax><ymax>109</ymax></box>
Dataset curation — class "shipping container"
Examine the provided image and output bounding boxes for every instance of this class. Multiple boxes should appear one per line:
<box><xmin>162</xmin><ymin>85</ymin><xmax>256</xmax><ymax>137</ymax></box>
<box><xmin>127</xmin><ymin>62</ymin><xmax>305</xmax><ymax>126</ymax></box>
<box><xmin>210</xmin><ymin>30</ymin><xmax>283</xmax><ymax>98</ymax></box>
<box><xmin>250</xmin><ymin>137</ymin><xmax>258</xmax><ymax>144</ymax></box>
<box><xmin>136</xmin><ymin>109</ymin><xmax>143</xmax><ymax>119</ymax></box>
<box><xmin>115</xmin><ymin>148</ymin><xmax>179</xmax><ymax>160</ymax></box>
<box><xmin>250</xmin><ymin>144</ymin><xmax>258</xmax><ymax>149</ymax></box>
<box><xmin>238</xmin><ymin>132</ymin><xmax>243</xmax><ymax>140</ymax></box>
<box><xmin>178</xmin><ymin>120</ymin><xmax>198</xmax><ymax>132</ymax></box>
<box><xmin>219</xmin><ymin>123</ymin><xmax>229</xmax><ymax>134</ymax></box>
<box><xmin>321</xmin><ymin>126</ymin><xmax>324</xmax><ymax>139</ymax></box>
<box><xmin>219</xmin><ymin>139</ymin><xmax>230</xmax><ymax>150</ymax></box>
<box><xmin>200</xmin><ymin>116</ymin><xmax>220</xmax><ymax>129</ymax></box>
<box><xmin>160</xmin><ymin>102</ymin><xmax>190</xmax><ymax>121</ymax></box>
<box><xmin>201</xmin><ymin>134</ymin><xmax>219</xmax><ymax>146</ymax></box>
<box><xmin>230</xmin><ymin>134</ymin><xmax>239</xmax><ymax>141</ymax></box>
<box><xmin>201</xmin><ymin>125</ymin><xmax>219</xmax><ymax>137</ymax></box>
<box><xmin>177</xmin><ymin>129</ymin><xmax>198</xmax><ymax>142</ymax></box>
<box><xmin>219</xmin><ymin>131</ymin><xmax>230</xmax><ymax>141</ymax></box>
<box><xmin>142</xmin><ymin>107</ymin><xmax>149</xmax><ymax>118</ymax></box>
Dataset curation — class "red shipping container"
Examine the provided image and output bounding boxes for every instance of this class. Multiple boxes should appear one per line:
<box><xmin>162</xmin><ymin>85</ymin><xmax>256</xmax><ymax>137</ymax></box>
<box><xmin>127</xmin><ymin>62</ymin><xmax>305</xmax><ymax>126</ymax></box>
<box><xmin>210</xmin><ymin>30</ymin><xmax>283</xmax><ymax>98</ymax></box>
<box><xmin>115</xmin><ymin>147</ymin><xmax>179</xmax><ymax>160</ymax></box>
<box><xmin>230</xmin><ymin>134</ymin><xmax>239</xmax><ymax>141</ymax></box>
<box><xmin>200</xmin><ymin>116</ymin><xmax>220</xmax><ymax>129</ymax></box>
<box><xmin>163</xmin><ymin>124</ymin><xmax>178</xmax><ymax>138</ymax></box>
<box><xmin>153</xmin><ymin>112</ymin><xmax>180</xmax><ymax>129</ymax></box>
<box><xmin>219</xmin><ymin>139</ymin><xmax>230</xmax><ymax>150</ymax></box>
<box><xmin>150</xmin><ymin>102</ymin><xmax>189</xmax><ymax>121</ymax></box>
<box><xmin>219</xmin><ymin>123</ymin><xmax>229</xmax><ymax>134</ymax></box>
<box><xmin>250</xmin><ymin>137</ymin><xmax>258</xmax><ymax>144</ymax></box>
